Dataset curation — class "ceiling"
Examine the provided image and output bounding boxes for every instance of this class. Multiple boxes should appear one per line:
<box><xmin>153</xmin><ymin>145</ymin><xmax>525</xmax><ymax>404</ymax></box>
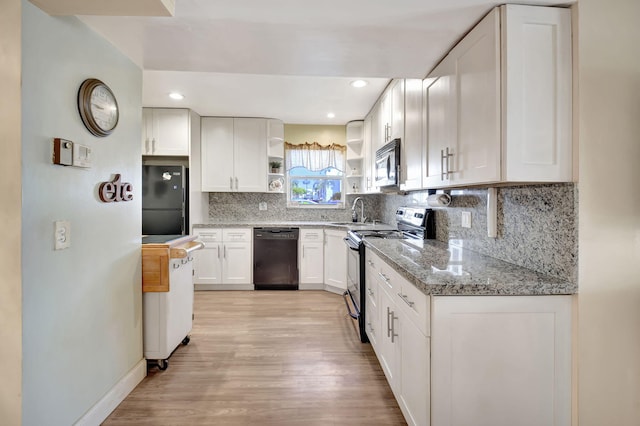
<box><xmin>74</xmin><ymin>0</ymin><xmax>572</xmax><ymax>124</ymax></box>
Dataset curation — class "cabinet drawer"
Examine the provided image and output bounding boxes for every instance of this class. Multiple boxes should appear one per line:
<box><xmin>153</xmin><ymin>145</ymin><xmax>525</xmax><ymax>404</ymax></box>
<box><xmin>193</xmin><ymin>228</ymin><xmax>221</xmax><ymax>242</ymax></box>
<box><xmin>366</xmin><ymin>250</ymin><xmax>398</xmax><ymax>294</ymax></box>
<box><xmin>300</xmin><ymin>229</ymin><xmax>323</xmax><ymax>242</ymax></box>
<box><xmin>223</xmin><ymin>228</ymin><xmax>252</xmax><ymax>242</ymax></box>
<box><xmin>397</xmin><ymin>279</ymin><xmax>430</xmax><ymax>337</ymax></box>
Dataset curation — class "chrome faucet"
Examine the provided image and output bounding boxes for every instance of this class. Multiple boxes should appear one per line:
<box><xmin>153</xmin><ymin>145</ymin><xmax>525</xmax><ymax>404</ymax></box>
<box><xmin>351</xmin><ymin>197</ymin><xmax>367</xmax><ymax>223</ymax></box>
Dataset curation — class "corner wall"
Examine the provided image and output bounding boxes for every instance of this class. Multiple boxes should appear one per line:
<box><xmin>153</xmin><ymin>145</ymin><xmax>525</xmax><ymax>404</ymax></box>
<box><xmin>21</xmin><ymin>2</ymin><xmax>143</xmax><ymax>424</ymax></box>
<box><xmin>577</xmin><ymin>0</ymin><xmax>640</xmax><ymax>424</ymax></box>
<box><xmin>0</xmin><ymin>0</ymin><xmax>22</xmax><ymax>423</ymax></box>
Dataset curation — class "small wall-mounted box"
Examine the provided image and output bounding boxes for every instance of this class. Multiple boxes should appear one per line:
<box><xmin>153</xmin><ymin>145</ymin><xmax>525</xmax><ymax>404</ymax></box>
<box><xmin>52</xmin><ymin>138</ymin><xmax>92</xmax><ymax>168</ymax></box>
<box><xmin>73</xmin><ymin>143</ymin><xmax>92</xmax><ymax>168</ymax></box>
<box><xmin>53</xmin><ymin>138</ymin><xmax>73</xmax><ymax>166</ymax></box>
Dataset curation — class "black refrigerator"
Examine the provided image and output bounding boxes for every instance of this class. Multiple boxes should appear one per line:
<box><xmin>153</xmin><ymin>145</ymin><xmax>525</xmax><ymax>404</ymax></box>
<box><xmin>142</xmin><ymin>165</ymin><xmax>188</xmax><ymax>235</ymax></box>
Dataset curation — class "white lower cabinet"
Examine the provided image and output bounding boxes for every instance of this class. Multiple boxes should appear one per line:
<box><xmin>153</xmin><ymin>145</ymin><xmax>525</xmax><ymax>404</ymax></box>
<box><xmin>193</xmin><ymin>228</ymin><xmax>252</xmax><ymax>289</ymax></box>
<box><xmin>366</xmin><ymin>250</ymin><xmax>572</xmax><ymax>426</ymax></box>
<box><xmin>324</xmin><ymin>229</ymin><xmax>347</xmax><ymax>292</ymax></box>
<box><xmin>299</xmin><ymin>229</ymin><xmax>324</xmax><ymax>286</ymax></box>
<box><xmin>431</xmin><ymin>295</ymin><xmax>572</xmax><ymax>426</ymax></box>
<box><xmin>367</xmin><ymin>250</ymin><xmax>430</xmax><ymax>426</ymax></box>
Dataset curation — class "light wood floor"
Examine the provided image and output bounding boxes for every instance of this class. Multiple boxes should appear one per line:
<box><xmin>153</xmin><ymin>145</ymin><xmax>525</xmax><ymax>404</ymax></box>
<box><xmin>104</xmin><ymin>290</ymin><xmax>406</xmax><ymax>425</ymax></box>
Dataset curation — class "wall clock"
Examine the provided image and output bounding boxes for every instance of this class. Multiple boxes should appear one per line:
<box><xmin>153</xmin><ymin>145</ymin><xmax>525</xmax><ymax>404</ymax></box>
<box><xmin>77</xmin><ymin>78</ymin><xmax>119</xmax><ymax>137</ymax></box>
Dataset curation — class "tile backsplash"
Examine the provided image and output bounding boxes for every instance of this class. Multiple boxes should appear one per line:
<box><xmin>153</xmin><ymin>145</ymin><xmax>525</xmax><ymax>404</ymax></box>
<box><xmin>207</xmin><ymin>192</ymin><xmax>382</xmax><ymax>223</ymax></box>
<box><xmin>205</xmin><ymin>183</ymin><xmax>577</xmax><ymax>283</ymax></box>
<box><xmin>380</xmin><ymin>183</ymin><xmax>578</xmax><ymax>283</ymax></box>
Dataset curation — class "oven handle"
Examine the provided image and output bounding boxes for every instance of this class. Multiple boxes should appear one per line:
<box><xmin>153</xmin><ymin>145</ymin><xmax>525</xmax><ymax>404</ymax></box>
<box><xmin>342</xmin><ymin>291</ymin><xmax>359</xmax><ymax>320</ymax></box>
<box><xmin>343</xmin><ymin>237</ymin><xmax>360</xmax><ymax>251</ymax></box>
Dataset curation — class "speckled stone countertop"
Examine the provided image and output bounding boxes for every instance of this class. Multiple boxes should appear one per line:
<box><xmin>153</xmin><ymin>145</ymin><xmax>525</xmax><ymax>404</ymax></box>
<box><xmin>364</xmin><ymin>239</ymin><xmax>577</xmax><ymax>296</ymax></box>
<box><xmin>192</xmin><ymin>221</ymin><xmax>397</xmax><ymax>231</ymax></box>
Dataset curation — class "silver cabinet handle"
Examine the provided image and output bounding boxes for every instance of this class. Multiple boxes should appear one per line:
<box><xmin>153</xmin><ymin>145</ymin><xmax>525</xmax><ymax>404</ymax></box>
<box><xmin>378</xmin><ymin>272</ymin><xmax>389</xmax><ymax>283</ymax></box>
<box><xmin>224</xmin><ymin>245</ymin><xmax>227</xmax><ymax>259</ymax></box>
<box><xmin>187</xmin><ymin>256</ymin><xmax>194</xmax><ymax>262</ymax></box>
<box><xmin>302</xmin><ymin>246</ymin><xmax>305</xmax><ymax>258</ymax></box>
<box><xmin>445</xmin><ymin>147</ymin><xmax>455</xmax><ymax>177</ymax></box>
<box><xmin>181</xmin><ymin>258</ymin><xmax>188</xmax><ymax>265</ymax></box>
<box><xmin>397</xmin><ymin>292</ymin><xmax>415</xmax><ymax>308</ymax></box>
<box><xmin>367</xmin><ymin>260</ymin><xmax>375</xmax><ymax>267</ymax></box>
<box><xmin>173</xmin><ymin>263</ymin><xmax>180</xmax><ymax>269</ymax></box>
<box><xmin>217</xmin><ymin>244</ymin><xmax>221</xmax><ymax>259</ymax></box>
<box><xmin>235</xmin><ymin>177</ymin><xmax>239</xmax><ymax>190</ymax></box>
<box><xmin>387</xmin><ymin>306</ymin><xmax>392</xmax><ymax>338</ymax></box>
<box><xmin>440</xmin><ymin>149</ymin><xmax>446</xmax><ymax>180</ymax></box>
<box><xmin>151</xmin><ymin>138</ymin><xmax>156</xmax><ymax>154</ymax></box>
<box><xmin>229</xmin><ymin>177</ymin><xmax>233</xmax><ymax>190</ymax></box>
<box><xmin>367</xmin><ymin>321</ymin><xmax>374</xmax><ymax>333</ymax></box>
<box><xmin>367</xmin><ymin>288</ymin><xmax>374</xmax><ymax>296</ymax></box>
<box><xmin>145</xmin><ymin>138</ymin><xmax>150</xmax><ymax>154</ymax></box>
<box><xmin>390</xmin><ymin>309</ymin><xmax>398</xmax><ymax>343</ymax></box>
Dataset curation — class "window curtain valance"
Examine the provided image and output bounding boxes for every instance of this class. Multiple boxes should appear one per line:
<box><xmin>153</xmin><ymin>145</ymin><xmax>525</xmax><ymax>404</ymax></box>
<box><xmin>284</xmin><ymin>142</ymin><xmax>346</xmax><ymax>172</ymax></box>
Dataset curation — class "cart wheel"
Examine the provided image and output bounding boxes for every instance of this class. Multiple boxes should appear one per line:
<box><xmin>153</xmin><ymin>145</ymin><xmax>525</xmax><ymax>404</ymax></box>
<box><xmin>157</xmin><ymin>359</ymin><xmax>169</xmax><ymax>370</ymax></box>
<box><xmin>182</xmin><ymin>336</ymin><xmax>191</xmax><ymax>345</ymax></box>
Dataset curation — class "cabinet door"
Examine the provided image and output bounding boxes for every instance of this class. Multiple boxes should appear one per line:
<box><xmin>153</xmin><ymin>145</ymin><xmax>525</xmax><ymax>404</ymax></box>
<box><xmin>193</xmin><ymin>242</ymin><xmax>222</xmax><ymax>284</ymax></box>
<box><xmin>323</xmin><ymin>230</ymin><xmax>347</xmax><ymax>290</ymax></box>
<box><xmin>423</xmin><ymin>61</ymin><xmax>455</xmax><ymax>188</ymax></box>
<box><xmin>389</xmin><ymin>79</ymin><xmax>405</xmax><ymax>142</ymax></box>
<box><xmin>401</xmin><ymin>78</ymin><xmax>423</xmax><ymax>190</ymax></box>
<box><xmin>150</xmin><ymin>109</ymin><xmax>190</xmax><ymax>156</ymax></box>
<box><xmin>300</xmin><ymin>242</ymin><xmax>324</xmax><ymax>284</ymax></box>
<box><xmin>222</xmin><ymin>242</ymin><xmax>252</xmax><ymax>284</ymax></box>
<box><xmin>141</xmin><ymin>108</ymin><xmax>153</xmax><ymax>155</ymax></box>
<box><xmin>453</xmin><ymin>7</ymin><xmax>501</xmax><ymax>186</ymax></box>
<box><xmin>502</xmin><ymin>5</ymin><xmax>572</xmax><ymax>182</ymax></box>
<box><xmin>377</xmin><ymin>282</ymin><xmax>401</xmax><ymax>394</ymax></box>
<box><xmin>398</xmin><ymin>321</ymin><xmax>430</xmax><ymax>426</ymax></box>
<box><xmin>201</xmin><ymin>117</ymin><xmax>235</xmax><ymax>192</ymax></box>
<box><xmin>364</xmin><ymin>271</ymin><xmax>380</xmax><ymax>349</ymax></box>
<box><xmin>431</xmin><ymin>295</ymin><xmax>572</xmax><ymax>426</ymax></box>
<box><xmin>233</xmin><ymin>118</ymin><xmax>267</xmax><ymax>192</ymax></box>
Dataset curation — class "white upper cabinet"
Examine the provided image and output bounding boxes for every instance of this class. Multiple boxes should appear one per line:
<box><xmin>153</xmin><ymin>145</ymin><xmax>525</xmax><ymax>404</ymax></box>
<box><xmin>423</xmin><ymin>5</ymin><xmax>572</xmax><ymax>188</ymax></box>
<box><xmin>142</xmin><ymin>108</ymin><xmax>190</xmax><ymax>156</ymax></box>
<box><xmin>424</xmin><ymin>60</ymin><xmax>456</xmax><ymax>188</ymax></box>
<box><xmin>502</xmin><ymin>5</ymin><xmax>573</xmax><ymax>182</ymax></box>
<box><xmin>201</xmin><ymin>117</ymin><xmax>268</xmax><ymax>192</ymax></box>
<box><xmin>400</xmin><ymin>78</ymin><xmax>423</xmax><ymax>191</ymax></box>
<box><xmin>376</xmin><ymin>79</ymin><xmax>405</xmax><ymax>150</ymax></box>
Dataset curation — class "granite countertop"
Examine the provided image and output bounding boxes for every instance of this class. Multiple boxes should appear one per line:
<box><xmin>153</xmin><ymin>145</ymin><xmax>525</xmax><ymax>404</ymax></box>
<box><xmin>192</xmin><ymin>221</ymin><xmax>397</xmax><ymax>231</ymax></box>
<box><xmin>364</xmin><ymin>239</ymin><xmax>577</xmax><ymax>296</ymax></box>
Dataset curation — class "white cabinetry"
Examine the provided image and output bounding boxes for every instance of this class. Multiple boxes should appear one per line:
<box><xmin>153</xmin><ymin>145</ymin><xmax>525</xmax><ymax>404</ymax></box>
<box><xmin>323</xmin><ymin>229</ymin><xmax>347</xmax><ymax>292</ymax></box>
<box><xmin>299</xmin><ymin>229</ymin><xmax>324</xmax><ymax>288</ymax></box>
<box><xmin>378</xmin><ymin>79</ymin><xmax>405</xmax><ymax>148</ymax></box>
<box><xmin>142</xmin><ymin>108</ymin><xmax>190</xmax><ymax>156</ymax></box>
<box><xmin>431</xmin><ymin>295</ymin><xmax>572</xmax><ymax>426</ymax></box>
<box><xmin>362</xmin><ymin>113</ymin><xmax>378</xmax><ymax>193</ymax></box>
<box><xmin>193</xmin><ymin>228</ymin><xmax>253</xmax><ymax>290</ymax></box>
<box><xmin>346</xmin><ymin>121</ymin><xmax>364</xmax><ymax>194</ymax></box>
<box><xmin>424</xmin><ymin>5</ymin><xmax>572</xmax><ymax>188</ymax></box>
<box><xmin>366</xmin><ymin>250</ymin><xmax>430</xmax><ymax>426</ymax></box>
<box><xmin>401</xmin><ymin>78</ymin><xmax>423</xmax><ymax>191</ymax></box>
<box><xmin>201</xmin><ymin>117</ymin><xmax>268</xmax><ymax>192</ymax></box>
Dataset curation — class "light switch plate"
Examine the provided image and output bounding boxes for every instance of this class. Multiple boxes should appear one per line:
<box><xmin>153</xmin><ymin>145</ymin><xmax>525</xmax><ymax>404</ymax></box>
<box><xmin>54</xmin><ymin>220</ymin><xmax>71</xmax><ymax>250</ymax></box>
<box><xmin>461</xmin><ymin>211</ymin><xmax>472</xmax><ymax>228</ymax></box>
<box><xmin>259</xmin><ymin>202</ymin><xmax>267</xmax><ymax>211</ymax></box>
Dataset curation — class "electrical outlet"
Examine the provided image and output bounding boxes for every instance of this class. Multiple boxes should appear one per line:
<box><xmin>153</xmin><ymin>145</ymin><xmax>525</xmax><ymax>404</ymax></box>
<box><xmin>259</xmin><ymin>202</ymin><xmax>267</xmax><ymax>211</ymax></box>
<box><xmin>461</xmin><ymin>211</ymin><xmax>472</xmax><ymax>228</ymax></box>
<box><xmin>54</xmin><ymin>220</ymin><xmax>71</xmax><ymax>250</ymax></box>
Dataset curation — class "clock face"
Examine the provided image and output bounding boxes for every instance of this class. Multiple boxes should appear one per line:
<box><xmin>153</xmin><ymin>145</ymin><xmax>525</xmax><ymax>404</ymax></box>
<box><xmin>78</xmin><ymin>79</ymin><xmax>119</xmax><ymax>137</ymax></box>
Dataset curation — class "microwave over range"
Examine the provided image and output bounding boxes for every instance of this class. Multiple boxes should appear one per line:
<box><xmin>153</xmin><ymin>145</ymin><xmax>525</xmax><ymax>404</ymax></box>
<box><xmin>375</xmin><ymin>138</ymin><xmax>401</xmax><ymax>188</ymax></box>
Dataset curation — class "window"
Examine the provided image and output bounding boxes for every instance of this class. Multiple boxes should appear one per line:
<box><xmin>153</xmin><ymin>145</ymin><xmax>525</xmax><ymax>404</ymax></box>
<box><xmin>285</xmin><ymin>142</ymin><xmax>346</xmax><ymax>208</ymax></box>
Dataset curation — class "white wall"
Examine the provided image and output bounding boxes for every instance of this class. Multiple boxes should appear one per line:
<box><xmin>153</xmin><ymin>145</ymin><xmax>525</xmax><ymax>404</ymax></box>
<box><xmin>0</xmin><ymin>0</ymin><xmax>22</xmax><ymax>424</ymax></box>
<box><xmin>578</xmin><ymin>0</ymin><xmax>640</xmax><ymax>424</ymax></box>
<box><xmin>21</xmin><ymin>2</ymin><xmax>143</xmax><ymax>424</ymax></box>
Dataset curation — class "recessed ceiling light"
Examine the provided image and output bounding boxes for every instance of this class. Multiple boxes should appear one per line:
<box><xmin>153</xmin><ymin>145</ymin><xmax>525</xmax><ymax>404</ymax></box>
<box><xmin>327</xmin><ymin>112</ymin><xmax>335</xmax><ymax>118</ymax></box>
<box><xmin>350</xmin><ymin>80</ymin><xmax>368</xmax><ymax>88</ymax></box>
<box><xmin>169</xmin><ymin>92</ymin><xmax>184</xmax><ymax>100</ymax></box>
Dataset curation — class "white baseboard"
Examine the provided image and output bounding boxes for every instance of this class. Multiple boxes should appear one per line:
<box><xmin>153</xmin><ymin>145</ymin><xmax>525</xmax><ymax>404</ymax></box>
<box><xmin>195</xmin><ymin>284</ymin><xmax>255</xmax><ymax>290</ymax></box>
<box><xmin>74</xmin><ymin>359</ymin><xmax>146</xmax><ymax>426</ymax></box>
<box><xmin>299</xmin><ymin>283</ymin><xmax>324</xmax><ymax>290</ymax></box>
<box><xmin>324</xmin><ymin>284</ymin><xmax>346</xmax><ymax>295</ymax></box>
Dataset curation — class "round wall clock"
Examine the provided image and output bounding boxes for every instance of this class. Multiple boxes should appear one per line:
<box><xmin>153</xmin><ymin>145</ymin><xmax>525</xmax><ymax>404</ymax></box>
<box><xmin>77</xmin><ymin>78</ymin><xmax>119</xmax><ymax>137</ymax></box>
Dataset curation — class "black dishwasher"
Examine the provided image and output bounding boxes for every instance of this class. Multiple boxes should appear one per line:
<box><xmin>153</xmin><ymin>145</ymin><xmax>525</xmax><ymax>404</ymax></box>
<box><xmin>253</xmin><ymin>227</ymin><xmax>299</xmax><ymax>290</ymax></box>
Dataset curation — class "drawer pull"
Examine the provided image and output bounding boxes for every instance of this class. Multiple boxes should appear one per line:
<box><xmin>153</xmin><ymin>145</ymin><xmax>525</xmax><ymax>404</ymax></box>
<box><xmin>173</xmin><ymin>263</ymin><xmax>180</xmax><ymax>269</ymax></box>
<box><xmin>378</xmin><ymin>272</ymin><xmax>389</xmax><ymax>282</ymax></box>
<box><xmin>367</xmin><ymin>288</ymin><xmax>374</xmax><ymax>296</ymax></box>
<box><xmin>398</xmin><ymin>292</ymin><xmax>415</xmax><ymax>308</ymax></box>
